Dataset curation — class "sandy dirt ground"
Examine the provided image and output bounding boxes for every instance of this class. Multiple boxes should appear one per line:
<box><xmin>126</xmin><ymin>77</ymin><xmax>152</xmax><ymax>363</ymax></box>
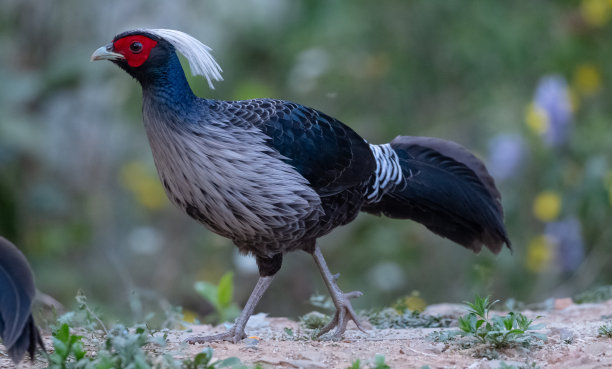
<box><xmin>3</xmin><ymin>299</ymin><xmax>611</xmax><ymax>369</ymax></box>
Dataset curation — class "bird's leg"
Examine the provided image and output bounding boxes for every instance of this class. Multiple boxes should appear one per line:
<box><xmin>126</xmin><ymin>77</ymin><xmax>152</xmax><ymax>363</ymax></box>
<box><xmin>186</xmin><ymin>275</ymin><xmax>274</xmax><ymax>344</ymax></box>
<box><xmin>311</xmin><ymin>244</ymin><xmax>366</xmax><ymax>339</ymax></box>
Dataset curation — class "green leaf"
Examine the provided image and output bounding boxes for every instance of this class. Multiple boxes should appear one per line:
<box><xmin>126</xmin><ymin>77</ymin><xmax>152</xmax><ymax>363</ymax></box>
<box><xmin>52</xmin><ymin>337</ymin><xmax>68</xmax><ymax>358</ymax></box>
<box><xmin>55</xmin><ymin>323</ymin><xmax>70</xmax><ymax>343</ymax></box>
<box><xmin>93</xmin><ymin>355</ymin><xmax>114</xmax><ymax>369</ymax></box>
<box><xmin>217</xmin><ymin>272</ymin><xmax>235</xmax><ymax>308</ymax></box>
<box><xmin>220</xmin><ymin>305</ymin><xmax>240</xmax><ymax>323</ymax></box>
<box><xmin>49</xmin><ymin>352</ymin><xmax>64</xmax><ymax>365</ymax></box>
<box><xmin>475</xmin><ymin>319</ymin><xmax>485</xmax><ymax>329</ymax></box>
<box><xmin>194</xmin><ymin>348</ymin><xmax>214</xmax><ymax>366</ymax></box>
<box><xmin>73</xmin><ymin>341</ymin><xmax>86</xmax><ymax>360</ymax></box>
<box><xmin>348</xmin><ymin>359</ymin><xmax>362</xmax><ymax>369</ymax></box>
<box><xmin>216</xmin><ymin>356</ymin><xmax>247</xmax><ymax>368</ymax></box>
<box><xmin>195</xmin><ymin>281</ymin><xmax>220</xmax><ymax>311</ymax></box>
<box><xmin>373</xmin><ymin>354</ymin><xmax>390</xmax><ymax>369</ymax></box>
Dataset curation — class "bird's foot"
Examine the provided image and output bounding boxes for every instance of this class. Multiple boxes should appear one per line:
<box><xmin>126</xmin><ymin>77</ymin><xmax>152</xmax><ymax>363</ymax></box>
<box><xmin>185</xmin><ymin>326</ymin><xmax>246</xmax><ymax>344</ymax></box>
<box><xmin>317</xmin><ymin>290</ymin><xmax>365</xmax><ymax>339</ymax></box>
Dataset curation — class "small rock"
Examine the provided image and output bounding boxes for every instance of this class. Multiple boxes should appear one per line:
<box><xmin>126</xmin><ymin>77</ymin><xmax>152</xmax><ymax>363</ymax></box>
<box><xmin>584</xmin><ymin>342</ymin><xmax>611</xmax><ymax>356</ymax></box>
<box><xmin>554</xmin><ymin>297</ymin><xmax>573</xmax><ymax>310</ymax></box>
<box><xmin>281</xmin><ymin>359</ymin><xmax>327</xmax><ymax>368</ymax></box>
<box><xmin>559</xmin><ymin>328</ymin><xmax>574</xmax><ymax>343</ymax></box>
<box><xmin>243</xmin><ymin>336</ymin><xmax>260</xmax><ymax>349</ymax></box>
<box><xmin>245</xmin><ymin>313</ymin><xmax>270</xmax><ymax>330</ymax></box>
<box><xmin>424</xmin><ymin>303</ymin><xmax>466</xmax><ymax>318</ymax></box>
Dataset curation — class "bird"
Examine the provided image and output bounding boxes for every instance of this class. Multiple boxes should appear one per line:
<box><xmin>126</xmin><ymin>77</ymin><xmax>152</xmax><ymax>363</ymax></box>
<box><xmin>91</xmin><ymin>29</ymin><xmax>511</xmax><ymax>343</ymax></box>
<box><xmin>0</xmin><ymin>236</ymin><xmax>46</xmax><ymax>363</ymax></box>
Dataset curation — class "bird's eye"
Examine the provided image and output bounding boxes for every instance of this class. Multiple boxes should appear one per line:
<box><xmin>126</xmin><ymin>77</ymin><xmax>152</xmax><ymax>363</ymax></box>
<box><xmin>129</xmin><ymin>41</ymin><xmax>143</xmax><ymax>53</ymax></box>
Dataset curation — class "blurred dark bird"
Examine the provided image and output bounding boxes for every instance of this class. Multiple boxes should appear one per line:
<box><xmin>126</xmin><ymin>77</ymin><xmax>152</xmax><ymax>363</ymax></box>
<box><xmin>0</xmin><ymin>237</ymin><xmax>45</xmax><ymax>363</ymax></box>
<box><xmin>91</xmin><ymin>29</ymin><xmax>511</xmax><ymax>342</ymax></box>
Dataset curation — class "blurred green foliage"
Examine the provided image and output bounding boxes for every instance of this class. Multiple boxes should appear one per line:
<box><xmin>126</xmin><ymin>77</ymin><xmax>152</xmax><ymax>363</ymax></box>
<box><xmin>0</xmin><ymin>0</ymin><xmax>611</xmax><ymax>323</ymax></box>
<box><xmin>194</xmin><ymin>272</ymin><xmax>240</xmax><ymax>324</ymax></box>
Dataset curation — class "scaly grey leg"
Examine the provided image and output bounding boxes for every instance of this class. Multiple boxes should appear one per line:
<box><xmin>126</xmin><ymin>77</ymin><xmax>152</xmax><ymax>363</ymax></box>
<box><xmin>311</xmin><ymin>244</ymin><xmax>366</xmax><ymax>339</ymax></box>
<box><xmin>186</xmin><ymin>275</ymin><xmax>274</xmax><ymax>344</ymax></box>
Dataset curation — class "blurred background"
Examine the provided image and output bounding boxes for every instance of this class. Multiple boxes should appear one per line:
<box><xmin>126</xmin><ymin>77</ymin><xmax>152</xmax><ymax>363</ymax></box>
<box><xmin>1</xmin><ymin>0</ymin><xmax>611</xmax><ymax>323</ymax></box>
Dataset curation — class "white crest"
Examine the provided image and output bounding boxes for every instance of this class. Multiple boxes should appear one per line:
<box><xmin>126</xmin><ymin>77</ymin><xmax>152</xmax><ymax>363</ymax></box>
<box><xmin>148</xmin><ymin>29</ymin><xmax>223</xmax><ymax>89</ymax></box>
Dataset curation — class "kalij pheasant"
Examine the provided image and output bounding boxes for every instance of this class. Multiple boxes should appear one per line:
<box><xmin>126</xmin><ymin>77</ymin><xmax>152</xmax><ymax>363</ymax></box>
<box><xmin>91</xmin><ymin>29</ymin><xmax>511</xmax><ymax>342</ymax></box>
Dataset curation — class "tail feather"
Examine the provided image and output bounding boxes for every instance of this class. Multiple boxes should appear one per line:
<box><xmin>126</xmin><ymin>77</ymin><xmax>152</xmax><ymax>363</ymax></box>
<box><xmin>362</xmin><ymin>136</ymin><xmax>511</xmax><ymax>254</ymax></box>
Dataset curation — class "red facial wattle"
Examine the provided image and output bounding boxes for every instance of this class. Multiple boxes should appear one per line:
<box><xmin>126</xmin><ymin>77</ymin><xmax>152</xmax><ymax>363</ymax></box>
<box><xmin>113</xmin><ymin>35</ymin><xmax>158</xmax><ymax>67</ymax></box>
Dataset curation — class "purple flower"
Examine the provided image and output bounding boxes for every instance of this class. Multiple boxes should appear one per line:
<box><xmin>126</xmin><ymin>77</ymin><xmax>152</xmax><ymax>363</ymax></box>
<box><xmin>487</xmin><ymin>134</ymin><xmax>527</xmax><ymax>181</ymax></box>
<box><xmin>545</xmin><ymin>217</ymin><xmax>585</xmax><ymax>273</ymax></box>
<box><xmin>534</xmin><ymin>75</ymin><xmax>573</xmax><ymax>147</ymax></box>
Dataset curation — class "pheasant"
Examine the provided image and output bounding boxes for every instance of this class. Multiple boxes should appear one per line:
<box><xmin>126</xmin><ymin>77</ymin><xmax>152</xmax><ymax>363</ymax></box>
<box><xmin>91</xmin><ymin>29</ymin><xmax>510</xmax><ymax>343</ymax></box>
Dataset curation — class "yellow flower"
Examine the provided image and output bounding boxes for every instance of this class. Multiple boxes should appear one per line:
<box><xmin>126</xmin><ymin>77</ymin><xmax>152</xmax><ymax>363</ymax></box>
<box><xmin>573</xmin><ymin>63</ymin><xmax>602</xmax><ymax>97</ymax></box>
<box><xmin>120</xmin><ymin>161</ymin><xmax>168</xmax><ymax>210</ymax></box>
<box><xmin>580</xmin><ymin>0</ymin><xmax>612</xmax><ymax>27</ymax></box>
<box><xmin>181</xmin><ymin>310</ymin><xmax>198</xmax><ymax>324</ymax></box>
<box><xmin>533</xmin><ymin>190</ymin><xmax>562</xmax><ymax>222</ymax></box>
<box><xmin>403</xmin><ymin>291</ymin><xmax>427</xmax><ymax>312</ymax></box>
<box><xmin>525</xmin><ymin>103</ymin><xmax>549</xmax><ymax>135</ymax></box>
<box><xmin>526</xmin><ymin>235</ymin><xmax>554</xmax><ymax>272</ymax></box>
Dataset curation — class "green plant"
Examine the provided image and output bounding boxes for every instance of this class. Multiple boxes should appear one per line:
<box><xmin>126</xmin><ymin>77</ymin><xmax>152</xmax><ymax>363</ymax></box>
<box><xmin>299</xmin><ymin>311</ymin><xmax>329</xmax><ymax>330</ymax></box>
<box><xmin>499</xmin><ymin>361</ymin><xmax>540</xmax><ymax>369</ymax></box>
<box><xmin>598</xmin><ymin>324</ymin><xmax>612</xmax><ymax>338</ymax></box>
<box><xmin>45</xmin><ymin>292</ymin><xmax>258</xmax><ymax>369</ymax></box>
<box><xmin>573</xmin><ymin>285</ymin><xmax>612</xmax><ymax>304</ymax></box>
<box><xmin>47</xmin><ymin>323</ymin><xmax>86</xmax><ymax>369</ymax></box>
<box><xmin>372</xmin><ymin>354</ymin><xmax>390</xmax><ymax>369</ymax></box>
<box><xmin>194</xmin><ymin>272</ymin><xmax>240</xmax><ymax>324</ymax></box>
<box><xmin>346</xmin><ymin>355</ymin><xmax>391</xmax><ymax>369</ymax></box>
<box><xmin>283</xmin><ymin>327</ymin><xmax>294</xmax><ymax>337</ymax></box>
<box><xmin>457</xmin><ymin>295</ymin><xmax>546</xmax><ymax>348</ymax></box>
<box><xmin>366</xmin><ymin>308</ymin><xmax>451</xmax><ymax>329</ymax></box>
<box><xmin>183</xmin><ymin>347</ymin><xmax>249</xmax><ymax>369</ymax></box>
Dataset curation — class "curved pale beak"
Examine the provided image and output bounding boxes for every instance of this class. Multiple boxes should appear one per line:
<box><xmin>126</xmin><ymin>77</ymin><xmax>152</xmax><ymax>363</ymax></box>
<box><xmin>90</xmin><ymin>44</ymin><xmax>125</xmax><ymax>62</ymax></box>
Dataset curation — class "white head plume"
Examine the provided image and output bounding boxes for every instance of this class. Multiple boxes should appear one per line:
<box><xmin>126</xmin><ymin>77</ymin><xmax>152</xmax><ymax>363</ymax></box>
<box><xmin>147</xmin><ymin>29</ymin><xmax>223</xmax><ymax>89</ymax></box>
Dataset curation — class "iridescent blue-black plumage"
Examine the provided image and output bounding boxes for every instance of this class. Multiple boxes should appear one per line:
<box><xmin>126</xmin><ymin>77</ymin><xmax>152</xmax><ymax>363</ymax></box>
<box><xmin>0</xmin><ymin>237</ymin><xmax>45</xmax><ymax>364</ymax></box>
<box><xmin>362</xmin><ymin>136</ymin><xmax>511</xmax><ymax>253</ymax></box>
<box><xmin>205</xmin><ymin>99</ymin><xmax>377</xmax><ymax>243</ymax></box>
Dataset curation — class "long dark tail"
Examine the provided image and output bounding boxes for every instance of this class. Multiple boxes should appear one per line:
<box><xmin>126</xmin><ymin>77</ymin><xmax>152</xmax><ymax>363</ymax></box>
<box><xmin>362</xmin><ymin>136</ymin><xmax>511</xmax><ymax>254</ymax></box>
<box><xmin>0</xmin><ymin>237</ymin><xmax>47</xmax><ymax>363</ymax></box>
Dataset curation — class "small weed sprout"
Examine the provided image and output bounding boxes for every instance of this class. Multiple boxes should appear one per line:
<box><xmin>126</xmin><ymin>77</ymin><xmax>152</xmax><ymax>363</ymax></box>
<box><xmin>457</xmin><ymin>295</ymin><xmax>546</xmax><ymax>348</ymax></box>
<box><xmin>598</xmin><ymin>324</ymin><xmax>612</xmax><ymax>338</ymax></box>
<box><xmin>347</xmin><ymin>355</ymin><xmax>390</xmax><ymax>369</ymax></box>
<box><xmin>372</xmin><ymin>354</ymin><xmax>391</xmax><ymax>369</ymax></box>
<box><xmin>299</xmin><ymin>311</ymin><xmax>329</xmax><ymax>330</ymax></box>
<box><xmin>48</xmin><ymin>323</ymin><xmax>86</xmax><ymax>367</ymax></box>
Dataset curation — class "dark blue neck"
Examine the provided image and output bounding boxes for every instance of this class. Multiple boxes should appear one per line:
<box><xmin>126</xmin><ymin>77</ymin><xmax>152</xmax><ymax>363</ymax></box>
<box><xmin>139</xmin><ymin>52</ymin><xmax>197</xmax><ymax>107</ymax></box>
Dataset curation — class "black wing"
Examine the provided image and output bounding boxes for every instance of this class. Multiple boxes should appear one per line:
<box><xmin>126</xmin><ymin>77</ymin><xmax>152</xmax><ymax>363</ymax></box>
<box><xmin>213</xmin><ymin>99</ymin><xmax>376</xmax><ymax>196</ymax></box>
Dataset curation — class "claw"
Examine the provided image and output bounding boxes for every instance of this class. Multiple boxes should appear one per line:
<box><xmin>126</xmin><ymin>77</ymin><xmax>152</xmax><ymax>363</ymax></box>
<box><xmin>316</xmin><ymin>291</ymin><xmax>366</xmax><ymax>339</ymax></box>
<box><xmin>311</xmin><ymin>245</ymin><xmax>369</xmax><ymax>340</ymax></box>
<box><xmin>345</xmin><ymin>291</ymin><xmax>363</xmax><ymax>299</ymax></box>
